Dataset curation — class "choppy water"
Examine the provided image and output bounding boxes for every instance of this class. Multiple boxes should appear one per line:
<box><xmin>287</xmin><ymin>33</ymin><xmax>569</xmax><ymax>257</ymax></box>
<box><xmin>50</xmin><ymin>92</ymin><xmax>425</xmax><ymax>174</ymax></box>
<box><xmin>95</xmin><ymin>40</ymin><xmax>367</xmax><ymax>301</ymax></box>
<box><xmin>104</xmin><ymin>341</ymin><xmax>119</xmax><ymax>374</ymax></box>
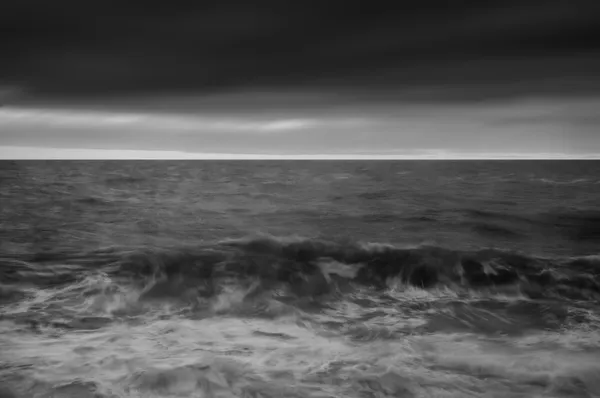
<box><xmin>1</xmin><ymin>160</ymin><xmax>600</xmax><ymax>398</ymax></box>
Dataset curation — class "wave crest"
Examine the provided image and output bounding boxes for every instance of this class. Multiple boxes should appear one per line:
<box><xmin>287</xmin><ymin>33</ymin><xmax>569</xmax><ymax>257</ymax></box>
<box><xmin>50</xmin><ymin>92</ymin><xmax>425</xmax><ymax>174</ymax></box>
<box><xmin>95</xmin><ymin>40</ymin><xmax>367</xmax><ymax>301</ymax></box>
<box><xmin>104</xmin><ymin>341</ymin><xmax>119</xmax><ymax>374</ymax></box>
<box><xmin>110</xmin><ymin>235</ymin><xmax>600</xmax><ymax>302</ymax></box>
<box><xmin>4</xmin><ymin>235</ymin><xmax>599</xmax><ymax>305</ymax></box>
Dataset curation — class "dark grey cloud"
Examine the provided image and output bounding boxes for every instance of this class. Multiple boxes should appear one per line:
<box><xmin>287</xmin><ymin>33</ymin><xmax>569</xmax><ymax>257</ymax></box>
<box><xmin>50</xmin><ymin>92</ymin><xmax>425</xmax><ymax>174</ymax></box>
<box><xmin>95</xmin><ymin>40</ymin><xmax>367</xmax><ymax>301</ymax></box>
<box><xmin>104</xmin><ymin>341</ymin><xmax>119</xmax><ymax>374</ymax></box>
<box><xmin>1</xmin><ymin>0</ymin><xmax>599</xmax><ymax>99</ymax></box>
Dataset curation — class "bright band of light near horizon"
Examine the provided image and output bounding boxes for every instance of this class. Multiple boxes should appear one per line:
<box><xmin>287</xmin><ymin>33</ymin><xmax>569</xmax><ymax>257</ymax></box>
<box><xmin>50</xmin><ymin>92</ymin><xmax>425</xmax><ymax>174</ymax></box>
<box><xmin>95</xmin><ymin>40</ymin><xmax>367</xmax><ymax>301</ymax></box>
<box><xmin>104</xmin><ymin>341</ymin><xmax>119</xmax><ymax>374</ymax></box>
<box><xmin>1</xmin><ymin>94</ymin><xmax>598</xmax><ymax>159</ymax></box>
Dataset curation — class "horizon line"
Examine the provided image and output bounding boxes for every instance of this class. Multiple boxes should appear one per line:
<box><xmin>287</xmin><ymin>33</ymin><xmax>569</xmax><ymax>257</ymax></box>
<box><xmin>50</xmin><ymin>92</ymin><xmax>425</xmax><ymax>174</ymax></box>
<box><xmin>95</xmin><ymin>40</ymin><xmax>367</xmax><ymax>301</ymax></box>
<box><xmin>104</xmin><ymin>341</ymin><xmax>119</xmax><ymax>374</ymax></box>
<box><xmin>0</xmin><ymin>146</ymin><xmax>598</xmax><ymax>160</ymax></box>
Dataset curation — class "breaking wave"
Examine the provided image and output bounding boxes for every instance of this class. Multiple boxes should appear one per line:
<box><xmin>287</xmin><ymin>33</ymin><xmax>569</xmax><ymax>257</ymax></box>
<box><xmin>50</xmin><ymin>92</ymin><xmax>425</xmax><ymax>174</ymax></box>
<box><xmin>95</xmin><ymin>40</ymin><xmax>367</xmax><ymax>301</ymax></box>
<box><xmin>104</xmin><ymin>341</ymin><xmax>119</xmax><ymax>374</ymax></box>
<box><xmin>3</xmin><ymin>235</ymin><xmax>599</xmax><ymax>306</ymax></box>
<box><xmin>2</xmin><ymin>236</ymin><xmax>600</xmax><ymax>398</ymax></box>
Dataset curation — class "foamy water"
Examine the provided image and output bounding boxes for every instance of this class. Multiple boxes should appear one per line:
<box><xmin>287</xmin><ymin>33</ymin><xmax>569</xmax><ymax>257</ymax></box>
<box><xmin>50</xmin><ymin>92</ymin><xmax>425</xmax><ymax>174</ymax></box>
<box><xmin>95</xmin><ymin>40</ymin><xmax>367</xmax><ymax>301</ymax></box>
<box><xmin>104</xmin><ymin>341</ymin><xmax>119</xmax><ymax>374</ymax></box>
<box><xmin>2</xmin><ymin>250</ymin><xmax>600</xmax><ymax>398</ymax></box>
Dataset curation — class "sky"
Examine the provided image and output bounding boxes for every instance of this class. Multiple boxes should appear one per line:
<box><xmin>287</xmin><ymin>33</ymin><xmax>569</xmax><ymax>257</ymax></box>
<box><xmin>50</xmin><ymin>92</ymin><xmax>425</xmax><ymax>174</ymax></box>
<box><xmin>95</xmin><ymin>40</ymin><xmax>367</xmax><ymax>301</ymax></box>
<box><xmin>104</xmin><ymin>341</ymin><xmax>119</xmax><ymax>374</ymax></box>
<box><xmin>1</xmin><ymin>0</ymin><xmax>599</xmax><ymax>158</ymax></box>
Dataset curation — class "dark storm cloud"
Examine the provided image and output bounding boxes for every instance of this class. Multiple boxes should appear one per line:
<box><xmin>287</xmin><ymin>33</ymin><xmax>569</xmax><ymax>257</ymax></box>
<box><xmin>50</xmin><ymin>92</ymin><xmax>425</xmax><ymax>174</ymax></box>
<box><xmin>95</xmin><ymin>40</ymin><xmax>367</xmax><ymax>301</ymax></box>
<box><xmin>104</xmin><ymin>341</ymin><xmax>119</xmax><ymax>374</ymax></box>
<box><xmin>1</xmin><ymin>0</ymin><xmax>599</xmax><ymax>98</ymax></box>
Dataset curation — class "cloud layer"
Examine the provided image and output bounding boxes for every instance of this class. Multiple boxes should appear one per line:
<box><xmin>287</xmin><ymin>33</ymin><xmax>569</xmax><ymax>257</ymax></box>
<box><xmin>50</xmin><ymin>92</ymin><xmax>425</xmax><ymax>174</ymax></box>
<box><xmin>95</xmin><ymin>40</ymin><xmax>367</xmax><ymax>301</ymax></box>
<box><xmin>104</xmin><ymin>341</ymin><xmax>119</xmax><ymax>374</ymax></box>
<box><xmin>1</xmin><ymin>0</ymin><xmax>599</xmax><ymax>98</ymax></box>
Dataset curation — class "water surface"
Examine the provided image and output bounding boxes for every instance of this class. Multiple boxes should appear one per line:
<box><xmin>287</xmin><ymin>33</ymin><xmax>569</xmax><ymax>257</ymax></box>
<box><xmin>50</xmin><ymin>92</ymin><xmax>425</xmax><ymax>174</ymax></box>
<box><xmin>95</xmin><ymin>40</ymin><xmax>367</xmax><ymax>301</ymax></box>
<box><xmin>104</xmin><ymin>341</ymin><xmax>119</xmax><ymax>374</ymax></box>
<box><xmin>1</xmin><ymin>160</ymin><xmax>599</xmax><ymax>397</ymax></box>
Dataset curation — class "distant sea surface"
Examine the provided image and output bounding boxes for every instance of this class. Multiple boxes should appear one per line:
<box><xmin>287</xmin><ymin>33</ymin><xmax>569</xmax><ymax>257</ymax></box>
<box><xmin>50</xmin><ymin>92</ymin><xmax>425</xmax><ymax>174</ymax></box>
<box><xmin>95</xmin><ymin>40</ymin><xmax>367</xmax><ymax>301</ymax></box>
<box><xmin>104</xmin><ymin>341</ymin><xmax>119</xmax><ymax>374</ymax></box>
<box><xmin>1</xmin><ymin>160</ymin><xmax>600</xmax><ymax>398</ymax></box>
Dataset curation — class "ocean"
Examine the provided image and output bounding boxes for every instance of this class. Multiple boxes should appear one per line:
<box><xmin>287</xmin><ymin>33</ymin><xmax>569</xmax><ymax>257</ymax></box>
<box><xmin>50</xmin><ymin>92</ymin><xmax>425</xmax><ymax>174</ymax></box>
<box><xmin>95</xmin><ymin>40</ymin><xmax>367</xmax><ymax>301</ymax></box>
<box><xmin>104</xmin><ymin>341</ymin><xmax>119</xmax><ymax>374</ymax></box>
<box><xmin>1</xmin><ymin>160</ymin><xmax>599</xmax><ymax>398</ymax></box>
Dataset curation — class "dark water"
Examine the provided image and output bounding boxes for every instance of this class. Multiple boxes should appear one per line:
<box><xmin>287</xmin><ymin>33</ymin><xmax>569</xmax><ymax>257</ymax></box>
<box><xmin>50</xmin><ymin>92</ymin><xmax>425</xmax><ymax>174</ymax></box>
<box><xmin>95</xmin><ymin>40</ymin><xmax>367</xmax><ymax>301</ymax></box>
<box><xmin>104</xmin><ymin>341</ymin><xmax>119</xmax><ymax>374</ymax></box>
<box><xmin>1</xmin><ymin>160</ymin><xmax>600</xmax><ymax>398</ymax></box>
